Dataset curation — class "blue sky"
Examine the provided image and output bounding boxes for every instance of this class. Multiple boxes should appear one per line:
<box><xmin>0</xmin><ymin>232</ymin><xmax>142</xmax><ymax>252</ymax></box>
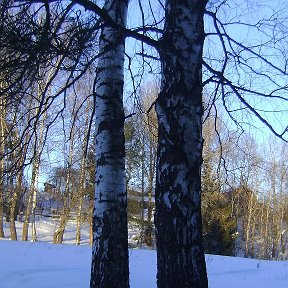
<box><xmin>123</xmin><ymin>0</ymin><xmax>288</xmax><ymax>142</ymax></box>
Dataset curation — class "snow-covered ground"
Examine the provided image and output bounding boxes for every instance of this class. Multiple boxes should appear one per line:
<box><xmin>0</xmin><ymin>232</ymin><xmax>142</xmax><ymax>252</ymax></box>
<box><xmin>0</xmin><ymin>219</ymin><xmax>287</xmax><ymax>288</ymax></box>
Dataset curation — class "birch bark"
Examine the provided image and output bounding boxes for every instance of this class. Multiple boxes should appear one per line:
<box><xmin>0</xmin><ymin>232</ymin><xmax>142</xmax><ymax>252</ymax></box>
<box><xmin>22</xmin><ymin>143</ymin><xmax>39</xmax><ymax>241</ymax></box>
<box><xmin>75</xmin><ymin>102</ymin><xmax>90</xmax><ymax>245</ymax></box>
<box><xmin>90</xmin><ymin>0</ymin><xmax>129</xmax><ymax>287</ymax></box>
<box><xmin>75</xmin><ymin>153</ymin><xmax>85</xmax><ymax>245</ymax></box>
<box><xmin>155</xmin><ymin>1</ymin><xmax>208</xmax><ymax>287</ymax></box>
<box><xmin>22</xmin><ymin>86</ymin><xmax>47</xmax><ymax>241</ymax></box>
<box><xmin>53</xmin><ymin>124</ymin><xmax>75</xmax><ymax>244</ymax></box>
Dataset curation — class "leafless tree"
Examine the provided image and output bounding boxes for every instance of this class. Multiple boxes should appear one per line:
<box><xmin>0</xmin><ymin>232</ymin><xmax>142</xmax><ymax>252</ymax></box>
<box><xmin>1</xmin><ymin>1</ymin><xmax>288</xmax><ymax>288</ymax></box>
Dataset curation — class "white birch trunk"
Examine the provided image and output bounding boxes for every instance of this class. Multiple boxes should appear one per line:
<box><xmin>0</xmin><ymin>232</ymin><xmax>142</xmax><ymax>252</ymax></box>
<box><xmin>75</xmin><ymin>104</ymin><xmax>90</xmax><ymax>245</ymax></box>
<box><xmin>75</xmin><ymin>155</ymin><xmax>85</xmax><ymax>245</ymax></box>
<box><xmin>244</xmin><ymin>190</ymin><xmax>254</xmax><ymax>257</ymax></box>
<box><xmin>155</xmin><ymin>1</ymin><xmax>208</xmax><ymax>287</ymax></box>
<box><xmin>53</xmin><ymin>124</ymin><xmax>75</xmax><ymax>244</ymax></box>
<box><xmin>22</xmin><ymin>86</ymin><xmax>47</xmax><ymax>241</ymax></box>
<box><xmin>31</xmin><ymin>159</ymin><xmax>40</xmax><ymax>242</ymax></box>
<box><xmin>146</xmin><ymin>142</ymin><xmax>156</xmax><ymax>247</ymax></box>
<box><xmin>90</xmin><ymin>1</ymin><xmax>129</xmax><ymax>287</ymax></box>
<box><xmin>30</xmin><ymin>108</ymin><xmax>48</xmax><ymax>242</ymax></box>
<box><xmin>22</xmin><ymin>157</ymin><xmax>39</xmax><ymax>241</ymax></box>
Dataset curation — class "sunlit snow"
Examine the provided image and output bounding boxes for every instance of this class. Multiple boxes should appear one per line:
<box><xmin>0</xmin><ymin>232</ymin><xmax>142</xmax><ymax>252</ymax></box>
<box><xmin>0</xmin><ymin>219</ymin><xmax>287</xmax><ymax>288</ymax></box>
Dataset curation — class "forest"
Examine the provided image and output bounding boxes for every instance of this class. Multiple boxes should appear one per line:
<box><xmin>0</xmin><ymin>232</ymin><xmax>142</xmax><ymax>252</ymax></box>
<box><xmin>0</xmin><ymin>1</ymin><xmax>288</xmax><ymax>288</ymax></box>
<box><xmin>0</xmin><ymin>80</ymin><xmax>287</xmax><ymax>260</ymax></box>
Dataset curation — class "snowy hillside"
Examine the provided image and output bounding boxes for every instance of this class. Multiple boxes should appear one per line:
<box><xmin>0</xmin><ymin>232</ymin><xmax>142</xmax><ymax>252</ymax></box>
<box><xmin>0</xmin><ymin>219</ymin><xmax>287</xmax><ymax>288</ymax></box>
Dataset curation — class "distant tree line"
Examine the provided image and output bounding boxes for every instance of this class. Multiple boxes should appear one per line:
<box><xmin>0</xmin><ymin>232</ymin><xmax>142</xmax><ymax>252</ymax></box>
<box><xmin>0</xmin><ymin>80</ymin><xmax>287</xmax><ymax>261</ymax></box>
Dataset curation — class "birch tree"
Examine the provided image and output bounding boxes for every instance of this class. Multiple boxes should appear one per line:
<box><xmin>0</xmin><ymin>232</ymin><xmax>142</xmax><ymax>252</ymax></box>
<box><xmin>7</xmin><ymin>98</ymin><xmax>32</xmax><ymax>241</ymax></box>
<box><xmin>1</xmin><ymin>0</ymin><xmax>288</xmax><ymax>287</ymax></box>
<box><xmin>53</xmin><ymin>122</ymin><xmax>75</xmax><ymax>244</ymax></box>
<box><xmin>75</xmin><ymin>101</ymin><xmax>91</xmax><ymax>245</ymax></box>
<box><xmin>142</xmin><ymin>88</ymin><xmax>158</xmax><ymax>247</ymax></box>
<box><xmin>22</xmin><ymin>83</ymin><xmax>48</xmax><ymax>242</ymax></box>
<box><xmin>11</xmin><ymin>130</ymin><xmax>27</xmax><ymax>241</ymax></box>
<box><xmin>90</xmin><ymin>1</ymin><xmax>129</xmax><ymax>287</ymax></box>
<box><xmin>0</xmin><ymin>0</ymin><xmax>130</xmax><ymax>284</ymax></box>
<box><xmin>154</xmin><ymin>1</ymin><xmax>208</xmax><ymax>287</ymax></box>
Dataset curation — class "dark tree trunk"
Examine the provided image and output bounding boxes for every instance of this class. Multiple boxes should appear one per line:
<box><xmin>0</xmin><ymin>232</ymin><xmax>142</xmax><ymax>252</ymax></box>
<box><xmin>0</xmin><ymin>189</ymin><xmax>4</xmax><ymax>238</ymax></box>
<box><xmin>9</xmin><ymin>170</ymin><xmax>23</xmax><ymax>241</ymax></box>
<box><xmin>0</xmin><ymin>171</ymin><xmax>4</xmax><ymax>238</ymax></box>
<box><xmin>0</xmin><ymin>96</ymin><xmax>5</xmax><ymax>238</ymax></box>
<box><xmin>155</xmin><ymin>1</ymin><xmax>208</xmax><ymax>288</ymax></box>
<box><xmin>90</xmin><ymin>1</ymin><xmax>129</xmax><ymax>288</ymax></box>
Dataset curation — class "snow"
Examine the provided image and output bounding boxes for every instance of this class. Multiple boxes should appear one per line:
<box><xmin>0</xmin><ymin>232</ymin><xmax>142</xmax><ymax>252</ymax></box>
<box><xmin>0</xmin><ymin>219</ymin><xmax>287</xmax><ymax>288</ymax></box>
